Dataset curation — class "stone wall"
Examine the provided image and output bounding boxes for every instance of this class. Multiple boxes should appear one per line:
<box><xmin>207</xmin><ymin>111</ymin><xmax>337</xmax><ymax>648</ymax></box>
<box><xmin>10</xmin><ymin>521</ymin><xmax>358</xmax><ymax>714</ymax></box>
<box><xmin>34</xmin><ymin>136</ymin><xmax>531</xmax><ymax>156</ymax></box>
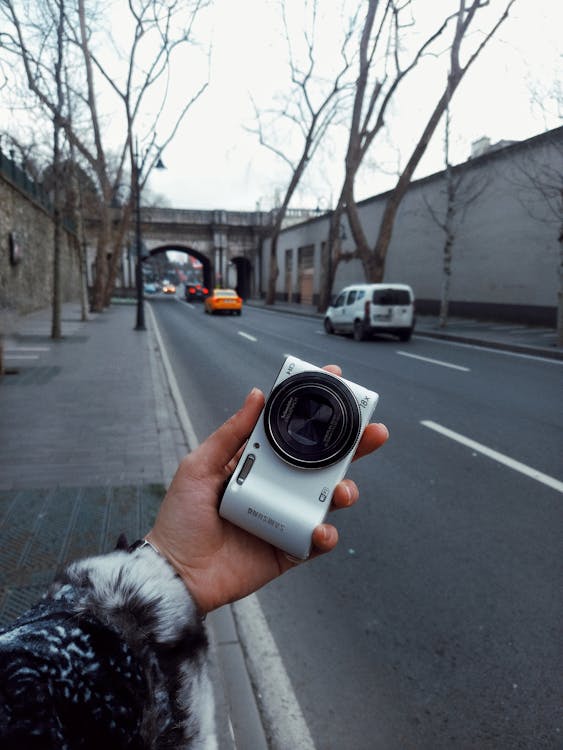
<box><xmin>0</xmin><ymin>170</ymin><xmax>80</xmax><ymax>324</ymax></box>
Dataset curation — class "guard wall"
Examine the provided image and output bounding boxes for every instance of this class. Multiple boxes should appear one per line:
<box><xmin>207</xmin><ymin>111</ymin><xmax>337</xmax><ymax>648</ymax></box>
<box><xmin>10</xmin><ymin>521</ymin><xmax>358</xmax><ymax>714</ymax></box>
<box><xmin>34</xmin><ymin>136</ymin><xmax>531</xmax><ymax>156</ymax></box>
<box><xmin>0</xmin><ymin>164</ymin><xmax>79</xmax><ymax>321</ymax></box>
<box><xmin>260</xmin><ymin>127</ymin><xmax>562</xmax><ymax>325</ymax></box>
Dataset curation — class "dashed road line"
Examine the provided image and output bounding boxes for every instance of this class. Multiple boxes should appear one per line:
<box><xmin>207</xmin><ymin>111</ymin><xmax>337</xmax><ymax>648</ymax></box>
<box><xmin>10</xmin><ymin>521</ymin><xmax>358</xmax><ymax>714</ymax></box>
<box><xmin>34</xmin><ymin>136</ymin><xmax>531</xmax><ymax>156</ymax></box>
<box><xmin>421</xmin><ymin>420</ymin><xmax>563</xmax><ymax>494</ymax></box>
<box><xmin>4</xmin><ymin>354</ymin><xmax>40</xmax><ymax>360</ymax></box>
<box><xmin>397</xmin><ymin>350</ymin><xmax>470</xmax><ymax>372</ymax></box>
<box><xmin>5</xmin><ymin>347</ymin><xmax>50</xmax><ymax>352</ymax></box>
<box><xmin>238</xmin><ymin>331</ymin><xmax>257</xmax><ymax>342</ymax></box>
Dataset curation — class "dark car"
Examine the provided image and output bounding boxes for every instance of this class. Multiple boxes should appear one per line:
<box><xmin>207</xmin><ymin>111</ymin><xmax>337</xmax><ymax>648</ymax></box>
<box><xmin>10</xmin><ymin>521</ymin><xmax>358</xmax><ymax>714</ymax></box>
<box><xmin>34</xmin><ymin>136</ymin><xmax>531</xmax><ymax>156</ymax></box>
<box><xmin>185</xmin><ymin>282</ymin><xmax>209</xmax><ymax>302</ymax></box>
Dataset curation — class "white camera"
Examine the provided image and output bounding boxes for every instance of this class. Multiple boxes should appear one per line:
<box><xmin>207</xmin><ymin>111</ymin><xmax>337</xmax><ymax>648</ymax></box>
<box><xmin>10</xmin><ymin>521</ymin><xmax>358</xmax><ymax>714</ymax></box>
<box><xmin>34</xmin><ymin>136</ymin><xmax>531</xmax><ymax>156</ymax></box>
<box><xmin>219</xmin><ymin>355</ymin><xmax>379</xmax><ymax>560</ymax></box>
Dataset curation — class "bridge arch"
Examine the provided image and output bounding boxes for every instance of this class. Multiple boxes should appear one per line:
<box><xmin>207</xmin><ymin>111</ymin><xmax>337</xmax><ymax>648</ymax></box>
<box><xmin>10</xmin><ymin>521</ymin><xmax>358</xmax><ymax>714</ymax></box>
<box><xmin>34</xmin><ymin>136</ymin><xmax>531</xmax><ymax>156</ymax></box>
<box><xmin>146</xmin><ymin>244</ymin><xmax>213</xmax><ymax>291</ymax></box>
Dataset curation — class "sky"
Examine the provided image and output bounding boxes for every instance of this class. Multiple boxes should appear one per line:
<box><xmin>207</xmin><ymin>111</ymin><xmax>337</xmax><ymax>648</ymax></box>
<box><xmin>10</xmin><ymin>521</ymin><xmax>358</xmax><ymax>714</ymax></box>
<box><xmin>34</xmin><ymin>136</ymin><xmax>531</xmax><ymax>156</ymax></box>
<box><xmin>2</xmin><ymin>0</ymin><xmax>561</xmax><ymax>213</ymax></box>
<box><xmin>142</xmin><ymin>0</ymin><xmax>561</xmax><ymax>213</ymax></box>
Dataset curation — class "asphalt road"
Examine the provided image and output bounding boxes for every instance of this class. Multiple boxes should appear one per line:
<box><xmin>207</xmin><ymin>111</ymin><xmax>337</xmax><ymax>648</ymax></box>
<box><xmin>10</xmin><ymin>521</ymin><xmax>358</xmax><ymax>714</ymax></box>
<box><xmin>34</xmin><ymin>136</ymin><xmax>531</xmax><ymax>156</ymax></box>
<box><xmin>151</xmin><ymin>296</ymin><xmax>562</xmax><ymax>750</ymax></box>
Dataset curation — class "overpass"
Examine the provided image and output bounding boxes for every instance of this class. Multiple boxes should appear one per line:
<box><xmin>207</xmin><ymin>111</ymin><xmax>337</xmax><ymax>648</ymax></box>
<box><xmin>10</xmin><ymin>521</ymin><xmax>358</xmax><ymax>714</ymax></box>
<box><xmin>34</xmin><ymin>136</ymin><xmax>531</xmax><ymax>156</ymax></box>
<box><xmin>133</xmin><ymin>207</ymin><xmax>274</xmax><ymax>299</ymax></box>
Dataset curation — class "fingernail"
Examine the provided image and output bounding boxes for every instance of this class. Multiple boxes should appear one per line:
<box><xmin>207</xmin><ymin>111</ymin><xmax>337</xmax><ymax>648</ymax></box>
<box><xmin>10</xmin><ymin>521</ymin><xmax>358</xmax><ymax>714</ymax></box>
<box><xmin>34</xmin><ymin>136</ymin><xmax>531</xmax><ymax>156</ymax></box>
<box><xmin>377</xmin><ymin>423</ymin><xmax>390</xmax><ymax>439</ymax></box>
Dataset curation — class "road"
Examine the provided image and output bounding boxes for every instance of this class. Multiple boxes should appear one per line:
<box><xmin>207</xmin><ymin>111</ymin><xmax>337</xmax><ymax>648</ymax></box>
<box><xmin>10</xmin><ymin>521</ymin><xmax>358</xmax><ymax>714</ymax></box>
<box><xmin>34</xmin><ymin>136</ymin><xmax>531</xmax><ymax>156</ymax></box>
<box><xmin>151</xmin><ymin>296</ymin><xmax>562</xmax><ymax>750</ymax></box>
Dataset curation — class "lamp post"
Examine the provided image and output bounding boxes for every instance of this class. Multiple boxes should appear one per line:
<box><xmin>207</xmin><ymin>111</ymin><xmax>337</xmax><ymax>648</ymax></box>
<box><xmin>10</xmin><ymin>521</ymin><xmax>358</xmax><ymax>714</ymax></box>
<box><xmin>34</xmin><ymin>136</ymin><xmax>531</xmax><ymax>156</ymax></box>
<box><xmin>133</xmin><ymin>140</ymin><xmax>145</xmax><ymax>330</ymax></box>
<box><xmin>133</xmin><ymin>139</ymin><xmax>165</xmax><ymax>331</ymax></box>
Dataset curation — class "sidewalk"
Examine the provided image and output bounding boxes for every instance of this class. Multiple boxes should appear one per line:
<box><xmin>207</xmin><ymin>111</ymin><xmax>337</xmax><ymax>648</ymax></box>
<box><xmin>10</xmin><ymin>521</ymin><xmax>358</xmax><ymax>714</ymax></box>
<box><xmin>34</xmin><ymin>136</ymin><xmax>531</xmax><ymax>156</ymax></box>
<box><xmin>246</xmin><ymin>298</ymin><xmax>563</xmax><ymax>361</ymax></box>
<box><xmin>0</xmin><ymin>300</ymin><xmax>267</xmax><ymax>750</ymax></box>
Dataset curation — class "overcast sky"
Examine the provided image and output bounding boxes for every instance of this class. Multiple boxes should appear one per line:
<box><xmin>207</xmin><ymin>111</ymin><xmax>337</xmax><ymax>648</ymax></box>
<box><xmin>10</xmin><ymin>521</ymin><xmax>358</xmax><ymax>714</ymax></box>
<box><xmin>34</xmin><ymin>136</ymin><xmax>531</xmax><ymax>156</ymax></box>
<box><xmin>141</xmin><ymin>0</ymin><xmax>560</xmax><ymax>213</ymax></box>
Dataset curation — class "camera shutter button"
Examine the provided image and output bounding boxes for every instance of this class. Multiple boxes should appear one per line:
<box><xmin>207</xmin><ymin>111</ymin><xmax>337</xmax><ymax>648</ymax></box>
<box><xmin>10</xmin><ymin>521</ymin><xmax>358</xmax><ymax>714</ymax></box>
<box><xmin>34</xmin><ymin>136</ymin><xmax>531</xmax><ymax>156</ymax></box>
<box><xmin>236</xmin><ymin>453</ymin><xmax>256</xmax><ymax>484</ymax></box>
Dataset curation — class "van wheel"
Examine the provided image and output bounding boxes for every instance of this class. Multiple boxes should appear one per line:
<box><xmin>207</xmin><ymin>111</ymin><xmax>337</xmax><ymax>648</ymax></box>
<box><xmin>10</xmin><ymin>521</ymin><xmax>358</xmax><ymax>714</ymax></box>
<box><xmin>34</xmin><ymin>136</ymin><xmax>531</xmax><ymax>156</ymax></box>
<box><xmin>324</xmin><ymin>318</ymin><xmax>334</xmax><ymax>334</ymax></box>
<box><xmin>353</xmin><ymin>320</ymin><xmax>367</xmax><ymax>341</ymax></box>
<box><xmin>398</xmin><ymin>328</ymin><xmax>413</xmax><ymax>342</ymax></box>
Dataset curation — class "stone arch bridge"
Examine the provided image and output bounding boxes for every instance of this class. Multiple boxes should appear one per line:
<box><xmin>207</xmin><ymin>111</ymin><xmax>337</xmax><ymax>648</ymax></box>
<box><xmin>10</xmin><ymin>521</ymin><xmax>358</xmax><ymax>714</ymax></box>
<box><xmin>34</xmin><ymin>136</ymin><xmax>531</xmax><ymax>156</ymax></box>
<box><xmin>132</xmin><ymin>207</ymin><xmax>274</xmax><ymax>299</ymax></box>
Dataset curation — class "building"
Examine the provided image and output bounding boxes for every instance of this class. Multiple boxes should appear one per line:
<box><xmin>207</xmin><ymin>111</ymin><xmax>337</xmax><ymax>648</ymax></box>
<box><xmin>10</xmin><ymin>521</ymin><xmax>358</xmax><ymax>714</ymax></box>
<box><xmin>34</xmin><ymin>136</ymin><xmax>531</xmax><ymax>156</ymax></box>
<box><xmin>259</xmin><ymin>126</ymin><xmax>562</xmax><ymax>325</ymax></box>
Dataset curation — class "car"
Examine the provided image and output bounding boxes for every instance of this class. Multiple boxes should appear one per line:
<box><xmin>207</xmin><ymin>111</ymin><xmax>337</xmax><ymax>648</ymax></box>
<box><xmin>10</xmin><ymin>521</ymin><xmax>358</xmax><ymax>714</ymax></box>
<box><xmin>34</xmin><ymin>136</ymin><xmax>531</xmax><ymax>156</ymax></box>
<box><xmin>185</xmin><ymin>282</ymin><xmax>209</xmax><ymax>302</ymax></box>
<box><xmin>162</xmin><ymin>283</ymin><xmax>176</xmax><ymax>294</ymax></box>
<box><xmin>204</xmin><ymin>288</ymin><xmax>243</xmax><ymax>315</ymax></box>
<box><xmin>143</xmin><ymin>281</ymin><xmax>157</xmax><ymax>294</ymax></box>
<box><xmin>324</xmin><ymin>283</ymin><xmax>415</xmax><ymax>341</ymax></box>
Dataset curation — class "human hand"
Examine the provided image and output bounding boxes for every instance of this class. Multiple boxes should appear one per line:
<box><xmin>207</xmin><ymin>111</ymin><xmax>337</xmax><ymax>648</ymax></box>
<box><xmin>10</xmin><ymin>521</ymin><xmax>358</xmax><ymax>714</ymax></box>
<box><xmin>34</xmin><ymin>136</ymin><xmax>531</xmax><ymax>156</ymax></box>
<box><xmin>146</xmin><ymin>365</ymin><xmax>389</xmax><ymax>614</ymax></box>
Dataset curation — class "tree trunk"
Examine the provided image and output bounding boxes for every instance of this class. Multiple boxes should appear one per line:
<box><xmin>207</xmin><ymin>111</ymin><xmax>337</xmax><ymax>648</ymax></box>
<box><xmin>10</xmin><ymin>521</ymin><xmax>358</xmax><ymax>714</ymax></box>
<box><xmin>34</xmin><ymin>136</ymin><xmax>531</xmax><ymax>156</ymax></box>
<box><xmin>51</xmin><ymin>0</ymin><xmax>64</xmax><ymax>340</ymax></box>
<box><xmin>318</xmin><ymin>199</ymin><xmax>346</xmax><ymax>311</ymax></box>
<box><xmin>103</xmin><ymin>200</ymin><xmax>133</xmax><ymax>307</ymax></box>
<box><xmin>372</xmin><ymin>86</ymin><xmax>453</xmax><ymax>276</ymax></box>
<box><xmin>557</xmin><ymin>214</ymin><xmax>563</xmax><ymax>347</ymax></box>
<box><xmin>439</xmin><ymin>230</ymin><xmax>454</xmax><ymax>328</ymax></box>
<box><xmin>266</xmin><ymin>227</ymin><xmax>280</xmax><ymax>305</ymax></box>
<box><xmin>90</xmin><ymin>213</ymin><xmax>110</xmax><ymax>312</ymax></box>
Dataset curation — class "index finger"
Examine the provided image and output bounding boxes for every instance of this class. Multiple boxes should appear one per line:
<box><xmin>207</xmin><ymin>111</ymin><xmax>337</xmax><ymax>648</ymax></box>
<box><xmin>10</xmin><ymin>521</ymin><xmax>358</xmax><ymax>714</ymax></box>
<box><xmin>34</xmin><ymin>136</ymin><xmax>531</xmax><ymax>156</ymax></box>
<box><xmin>321</xmin><ymin>364</ymin><xmax>388</xmax><ymax>460</ymax></box>
<box><xmin>353</xmin><ymin>422</ymin><xmax>389</xmax><ymax>461</ymax></box>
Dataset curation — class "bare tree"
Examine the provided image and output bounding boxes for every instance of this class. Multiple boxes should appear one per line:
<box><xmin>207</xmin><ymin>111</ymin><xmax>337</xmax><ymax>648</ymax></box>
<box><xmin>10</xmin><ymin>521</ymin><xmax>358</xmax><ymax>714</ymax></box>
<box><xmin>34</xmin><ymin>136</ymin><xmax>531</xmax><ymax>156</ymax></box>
<box><xmin>508</xmin><ymin>130</ymin><xmax>563</xmax><ymax>346</ymax></box>
<box><xmin>72</xmin><ymin>0</ymin><xmax>209</xmax><ymax>307</ymax></box>
<box><xmin>251</xmin><ymin>0</ymin><xmax>357</xmax><ymax>305</ymax></box>
<box><xmin>420</xmin><ymin>79</ymin><xmax>491</xmax><ymax>328</ymax></box>
<box><xmin>319</xmin><ymin>0</ymin><xmax>515</xmax><ymax>311</ymax></box>
<box><xmin>1</xmin><ymin>0</ymin><xmax>209</xmax><ymax>312</ymax></box>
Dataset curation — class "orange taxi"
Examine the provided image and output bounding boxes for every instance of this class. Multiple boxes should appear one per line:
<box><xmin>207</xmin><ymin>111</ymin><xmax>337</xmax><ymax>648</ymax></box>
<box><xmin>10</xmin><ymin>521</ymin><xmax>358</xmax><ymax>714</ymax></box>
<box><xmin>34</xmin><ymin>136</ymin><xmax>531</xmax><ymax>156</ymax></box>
<box><xmin>204</xmin><ymin>288</ymin><xmax>243</xmax><ymax>315</ymax></box>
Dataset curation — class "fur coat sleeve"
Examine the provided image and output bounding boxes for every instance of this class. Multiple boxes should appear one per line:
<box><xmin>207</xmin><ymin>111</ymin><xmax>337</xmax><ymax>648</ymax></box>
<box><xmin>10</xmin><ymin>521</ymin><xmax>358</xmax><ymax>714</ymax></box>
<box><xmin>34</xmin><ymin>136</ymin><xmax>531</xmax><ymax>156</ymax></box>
<box><xmin>0</xmin><ymin>544</ymin><xmax>217</xmax><ymax>749</ymax></box>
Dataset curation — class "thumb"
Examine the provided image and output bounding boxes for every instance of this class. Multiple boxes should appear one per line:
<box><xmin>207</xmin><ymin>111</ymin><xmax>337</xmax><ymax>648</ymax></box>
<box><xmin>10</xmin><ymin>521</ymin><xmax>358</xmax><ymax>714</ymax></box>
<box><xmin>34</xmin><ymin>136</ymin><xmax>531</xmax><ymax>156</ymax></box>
<box><xmin>197</xmin><ymin>388</ymin><xmax>265</xmax><ymax>471</ymax></box>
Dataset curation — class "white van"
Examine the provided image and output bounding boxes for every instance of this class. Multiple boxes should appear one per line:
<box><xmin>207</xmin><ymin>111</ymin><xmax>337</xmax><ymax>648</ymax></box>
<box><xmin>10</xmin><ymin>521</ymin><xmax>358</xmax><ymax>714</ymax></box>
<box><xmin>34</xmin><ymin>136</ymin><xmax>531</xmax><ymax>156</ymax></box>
<box><xmin>324</xmin><ymin>283</ymin><xmax>415</xmax><ymax>341</ymax></box>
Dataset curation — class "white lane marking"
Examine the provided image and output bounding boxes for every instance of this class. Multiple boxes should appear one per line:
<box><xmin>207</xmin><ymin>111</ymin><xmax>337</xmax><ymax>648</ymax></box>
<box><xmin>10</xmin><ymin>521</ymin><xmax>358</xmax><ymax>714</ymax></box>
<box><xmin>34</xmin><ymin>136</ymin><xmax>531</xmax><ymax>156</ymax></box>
<box><xmin>147</xmin><ymin>303</ymin><xmax>315</xmax><ymax>746</ymax></box>
<box><xmin>4</xmin><ymin>355</ymin><xmax>40</xmax><ymax>360</ymax></box>
<box><xmin>421</xmin><ymin>420</ymin><xmax>563</xmax><ymax>494</ymax></box>
<box><xmin>238</xmin><ymin>331</ymin><xmax>257</xmax><ymax>342</ymax></box>
<box><xmin>5</xmin><ymin>347</ymin><xmax>50</xmax><ymax>352</ymax></box>
<box><xmin>397</xmin><ymin>350</ymin><xmax>470</xmax><ymax>372</ymax></box>
<box><xmin>414</xmin><ymin>335</ymin><xmax>563</xmax><ymax>366</ymax></box>
<box><xmin>232</xmin><ymin>595</ymin><xmax>317</xmax><ymax>750</ymax></box>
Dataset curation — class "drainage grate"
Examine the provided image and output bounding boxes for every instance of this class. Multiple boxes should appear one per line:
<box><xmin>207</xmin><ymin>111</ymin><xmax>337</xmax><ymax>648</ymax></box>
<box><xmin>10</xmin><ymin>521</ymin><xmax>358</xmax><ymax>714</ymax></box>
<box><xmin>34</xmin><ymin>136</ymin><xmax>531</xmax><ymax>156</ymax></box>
<box><xmin>0</xmin><ymin>484</ymin><xmax>165</xmax><ymax>626</ymax></box>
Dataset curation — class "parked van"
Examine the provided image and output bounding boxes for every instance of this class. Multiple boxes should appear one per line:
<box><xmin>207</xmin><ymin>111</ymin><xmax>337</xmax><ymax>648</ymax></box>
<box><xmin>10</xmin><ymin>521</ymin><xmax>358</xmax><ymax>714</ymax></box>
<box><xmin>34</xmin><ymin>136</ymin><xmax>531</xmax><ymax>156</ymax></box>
<box><xmin>324</xmin><ymin>283</ymin><xmax>415</xmax><ymax>341</ymax></box>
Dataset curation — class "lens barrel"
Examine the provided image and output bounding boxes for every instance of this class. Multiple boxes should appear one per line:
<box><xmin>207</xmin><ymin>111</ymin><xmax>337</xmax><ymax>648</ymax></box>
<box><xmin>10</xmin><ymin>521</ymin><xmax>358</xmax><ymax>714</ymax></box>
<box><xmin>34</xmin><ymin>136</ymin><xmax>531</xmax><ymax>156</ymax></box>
<box><xmin>263</xmin><ymin>371</ymin><xmax>361</xmax><ymax>468</ymax></box>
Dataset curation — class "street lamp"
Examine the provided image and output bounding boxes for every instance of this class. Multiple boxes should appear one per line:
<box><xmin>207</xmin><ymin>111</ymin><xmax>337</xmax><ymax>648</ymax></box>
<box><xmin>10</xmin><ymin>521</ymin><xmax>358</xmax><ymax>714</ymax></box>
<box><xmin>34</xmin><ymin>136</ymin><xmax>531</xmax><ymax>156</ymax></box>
<box><xmin>133</xmin><ymin>138</ymin><xmax>165</xmax><ymax>331</ymax></box>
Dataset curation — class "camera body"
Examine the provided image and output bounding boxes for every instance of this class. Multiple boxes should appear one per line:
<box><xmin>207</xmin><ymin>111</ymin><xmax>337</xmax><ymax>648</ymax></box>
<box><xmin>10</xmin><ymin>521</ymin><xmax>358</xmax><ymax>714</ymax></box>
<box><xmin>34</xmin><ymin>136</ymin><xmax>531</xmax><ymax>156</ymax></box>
<box><xmin>219</xmin><ymin>356</ymin><xmax>379</xmax><ymax>560</ymax></box>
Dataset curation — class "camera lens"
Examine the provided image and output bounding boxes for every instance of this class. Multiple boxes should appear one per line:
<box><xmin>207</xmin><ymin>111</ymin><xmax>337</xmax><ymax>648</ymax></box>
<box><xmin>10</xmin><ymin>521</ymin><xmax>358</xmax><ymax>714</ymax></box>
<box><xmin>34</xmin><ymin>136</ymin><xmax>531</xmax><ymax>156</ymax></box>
<box><xmin>263</xmin><ymin>372</ymin><xmax>361</xmax><ymax>468</ymax></box>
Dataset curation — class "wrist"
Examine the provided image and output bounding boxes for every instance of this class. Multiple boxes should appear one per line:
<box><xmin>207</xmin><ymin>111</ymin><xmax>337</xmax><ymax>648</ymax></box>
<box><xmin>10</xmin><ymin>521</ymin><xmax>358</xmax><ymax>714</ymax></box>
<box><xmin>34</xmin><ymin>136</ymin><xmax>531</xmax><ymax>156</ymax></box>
<box><xmin>143</xmin><ymin>531</ymin><xmax>209</xmax><ymax>616</ymax></box>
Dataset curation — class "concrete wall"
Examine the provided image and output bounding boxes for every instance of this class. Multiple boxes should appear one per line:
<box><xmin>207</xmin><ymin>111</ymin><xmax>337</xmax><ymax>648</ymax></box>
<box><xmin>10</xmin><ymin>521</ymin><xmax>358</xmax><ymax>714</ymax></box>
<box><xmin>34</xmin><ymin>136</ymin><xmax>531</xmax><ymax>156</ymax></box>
<box><xmin>0</xmin><ymin>171</ymin><xmax>80</xmax><ymax>322</ymax></box>
<box><xmin>260</xmin><ymin>127</ymin><xmax>562</xmax><ymax>324</ymax></box>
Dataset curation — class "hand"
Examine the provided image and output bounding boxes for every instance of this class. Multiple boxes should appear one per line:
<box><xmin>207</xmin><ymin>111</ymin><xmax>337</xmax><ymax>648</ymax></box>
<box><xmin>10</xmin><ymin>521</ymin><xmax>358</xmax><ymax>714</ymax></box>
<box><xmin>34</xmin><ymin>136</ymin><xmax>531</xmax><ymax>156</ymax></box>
<box><xmin>146</xmin><ymin>365</ymin><xmax>389</xmax><ymax>614</ymax></box>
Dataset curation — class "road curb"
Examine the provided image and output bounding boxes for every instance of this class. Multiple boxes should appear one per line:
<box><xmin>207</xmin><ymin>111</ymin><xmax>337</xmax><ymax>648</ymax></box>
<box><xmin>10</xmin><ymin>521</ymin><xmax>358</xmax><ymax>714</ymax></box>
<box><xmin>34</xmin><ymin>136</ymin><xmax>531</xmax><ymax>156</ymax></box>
<box><xmin>145</xmin><ymin>302</ymin><xmax>271</xmax><ymax>750</ymax></box>
<box><xmin>415</xmin><ymin>330</ymin><xmax>563</xmax><ymax>361</ymax></box>
<box><xmin>245</xmin><ymin>300</ymin><xmax>562</xmax><ymax>361</ymax></box>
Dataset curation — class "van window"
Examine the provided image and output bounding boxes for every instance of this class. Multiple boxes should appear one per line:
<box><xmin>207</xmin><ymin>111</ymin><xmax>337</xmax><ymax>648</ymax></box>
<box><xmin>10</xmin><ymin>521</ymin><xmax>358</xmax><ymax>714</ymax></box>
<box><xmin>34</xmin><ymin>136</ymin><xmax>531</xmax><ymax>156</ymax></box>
<box><xmin>333</xmin><ymin>293</ymin><xmax>346</xmax><ymax>308</ymax></box>
<box><xmin>372</xmin><ymin>288</ymin><xmax>411</xmax><ymax>305</ymax></box>
<box><xmin>346</xmin><ymin>290</ymin><xmax>357</xmax><ymax>305</ymax></box>
<box><xmin>357</xmin><ymin>291</ymin><xmax>365</xmax><ymax>301</ymax></box>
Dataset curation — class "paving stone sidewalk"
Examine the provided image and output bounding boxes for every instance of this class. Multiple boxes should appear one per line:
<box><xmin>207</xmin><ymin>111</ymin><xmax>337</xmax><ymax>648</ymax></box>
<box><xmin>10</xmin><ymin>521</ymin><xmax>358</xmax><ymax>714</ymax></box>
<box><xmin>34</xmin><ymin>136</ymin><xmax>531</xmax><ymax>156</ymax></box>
<box><xmin>0</xmin><ymin>301</ymin><xmax>256</xmax><ymax>749</ymax></box>
<box><xmin>0</xmin><ymin>301</ymin><xmax>187</xmax><ymax>622</ymax></box>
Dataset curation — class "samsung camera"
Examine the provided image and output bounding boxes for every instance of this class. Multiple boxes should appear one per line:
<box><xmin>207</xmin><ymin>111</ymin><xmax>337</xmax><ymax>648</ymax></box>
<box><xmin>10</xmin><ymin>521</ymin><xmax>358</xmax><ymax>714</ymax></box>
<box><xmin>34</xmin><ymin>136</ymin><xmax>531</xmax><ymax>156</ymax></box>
<box><xmin>219</xmin><ymin>355</ymin><xmax>379</xmax><ymax>560</ymax></box>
